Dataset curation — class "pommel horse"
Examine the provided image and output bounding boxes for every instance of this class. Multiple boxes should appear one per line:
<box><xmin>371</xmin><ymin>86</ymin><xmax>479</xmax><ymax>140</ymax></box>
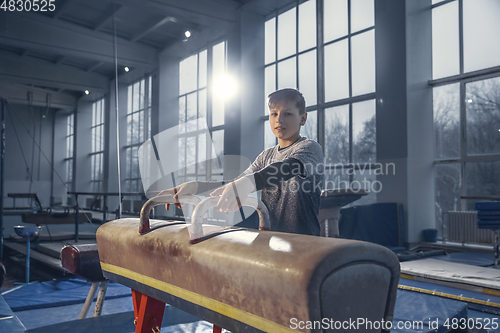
<box><xmin>96</xmin><ymin>195</ymin><xmax>400</xmax><ymax>333</ymax></box>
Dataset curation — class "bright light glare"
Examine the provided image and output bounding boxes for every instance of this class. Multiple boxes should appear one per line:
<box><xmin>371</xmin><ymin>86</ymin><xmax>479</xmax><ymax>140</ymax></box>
<box><xmin>185</xmin><ymin>31</ymin><xmax>191</xmax><ymax>38</ymax></box>
<box><xmin>84</xmin><ymin>90</ymin><xmax>90</xmax><ymax>95</ymax></box>
<box><xmin>467</xmin><ymin>99</ymin><xmax>472</xmax><ymax>103</ymax></box>
<box><xmin>213</xmin><ymin>75</ymin><xmax>237</xmax><ymax>99</ymax></box>
<box><xmin>124</xmin><ymin>67</ymin><xmax>130</xmax><ymax>72</ymax></box>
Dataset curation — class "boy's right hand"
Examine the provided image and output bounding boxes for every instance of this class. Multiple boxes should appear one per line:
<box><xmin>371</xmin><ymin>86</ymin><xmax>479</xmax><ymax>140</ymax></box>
<box><xmin>157</xmin><ymin>181</ymin><xmax>198</xmax><ymax>211</ymax></box>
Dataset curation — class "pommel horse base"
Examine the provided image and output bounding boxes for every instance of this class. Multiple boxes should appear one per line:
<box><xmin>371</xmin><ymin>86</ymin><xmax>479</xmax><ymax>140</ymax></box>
<box><xmin>97</xmin><ymin>195</ymin><xmax>400</xmax><ymax>333</ymax></box>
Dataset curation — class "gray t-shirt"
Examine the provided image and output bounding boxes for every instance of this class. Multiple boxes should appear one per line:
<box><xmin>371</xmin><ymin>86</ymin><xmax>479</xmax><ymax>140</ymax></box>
<box><xmin>246</xmin><ymin>137</ymin><xmax>324</xmax><ymax>235</ymax></box>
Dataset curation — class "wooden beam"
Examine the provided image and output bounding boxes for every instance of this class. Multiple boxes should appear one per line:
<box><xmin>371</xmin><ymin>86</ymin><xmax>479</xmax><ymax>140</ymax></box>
<box><xmin>55</xmin><ymin>55</ymin><xmax>66</xmax><ymax>65</ymax></box>
<box><xmin>130</xmin><ymin>16</ymin><xmax>175</xmax><ymax>42</ymax></box>
<box><xmin>0</xmin><ymin>82</ymin><xmax>77</xmax><ymax>110</ymax></box>
<box><xmin>0</xmin><ymin>50</ymin><xmax>109</xmax><ymax>93</ymax></box>
<box><xmin>0</xmin><ymin>12</ymin><xmax>157</xmax><ymax>70</ymax></box>
<box><xmin>87</xmin><ymin>61</ymin><xmax>104</xmax><ymax>72</ymax></box>
<box><xmin>52</xmin><ymin>0</ymin><xmax>77</xmax><ymax>20</ymax></box>
<box><xmin>119</xmin><ymin>0</ymin><xmax>236</xmax><ymax>28</ymax></box>
<box><xmin>93</xmin><ymin>5</ymin><xmax>123</xmax><ymax>32</ymax></box>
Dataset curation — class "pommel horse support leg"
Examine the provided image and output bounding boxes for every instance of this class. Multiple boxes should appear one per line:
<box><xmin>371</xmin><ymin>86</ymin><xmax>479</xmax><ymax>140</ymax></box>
<box><xmin>97</xmin><ymin>194</ymin><xmax>400</xmax><ymax>333</ymax></box>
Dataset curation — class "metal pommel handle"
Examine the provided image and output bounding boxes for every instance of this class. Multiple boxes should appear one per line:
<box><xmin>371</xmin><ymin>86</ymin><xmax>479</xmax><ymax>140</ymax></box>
<box><xmin>139</xmin><ymin>195</ymin><xmax>201</xmax><ymax>234</ymax></box>
<box><xmin>190</xmin><ymin>196</ymin><xmax>271</xmax><ymax>241</ymax></box>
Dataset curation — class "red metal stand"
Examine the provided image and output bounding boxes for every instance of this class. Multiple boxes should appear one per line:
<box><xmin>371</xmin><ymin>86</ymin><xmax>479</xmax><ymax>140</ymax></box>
<box><xmin>132</xmin><ymin>290</ymin><xmax>166</xmax><ymax>333</ymax></box>
<box><xmin>213</xmin><ymin>324</ymin><xmax>222</xmax><ymax>333</ymax></box>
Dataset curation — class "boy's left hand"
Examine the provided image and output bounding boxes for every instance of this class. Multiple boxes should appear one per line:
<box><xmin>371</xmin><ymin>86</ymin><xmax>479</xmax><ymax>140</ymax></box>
<box><xmin>210</xmin><ymin>176</ymin><xmax>256</xmax><ymax>212</ymax></box>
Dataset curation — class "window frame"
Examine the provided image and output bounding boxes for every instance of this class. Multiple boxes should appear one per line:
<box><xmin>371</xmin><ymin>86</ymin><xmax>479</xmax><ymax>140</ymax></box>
<box><xmin>263</xmin><ymin>0</ymin><xmax>378</xmax><ymax>187</ymax></box>
<box><xmin>125</xmin><ymin>76</ymin><xmax>152</xmax><ymax>194</ymax></box>
<box><xmin>90</xmin><ymin>98</ymin><xmax>105</xmax><ymax>193</ymax></box>
<box><xmin>431</xmin><ymin>0</ymin><xmax>500</xmax><ymax>218</ymax></box>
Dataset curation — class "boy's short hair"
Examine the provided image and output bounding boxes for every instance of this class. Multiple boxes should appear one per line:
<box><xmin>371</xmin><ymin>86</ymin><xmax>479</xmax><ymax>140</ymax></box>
<box><xmin>268</xmin><ymin>88</ymin><xmax>306</xmax><ymax>115</ymax></box>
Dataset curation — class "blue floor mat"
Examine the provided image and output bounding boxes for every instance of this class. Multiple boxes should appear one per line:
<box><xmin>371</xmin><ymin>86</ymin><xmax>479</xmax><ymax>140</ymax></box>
<box><xmin>391</xmin><ymin>290</ymin><xmax>467</xmax><ymax>333</ymax></box>
<box><xmin>2</xmin><ymin>277</ymin><xmax>131</xmax><ymax>311</ymax></box>
<box><xmin>24</xmin><ymin>306</ymin><xmax>224</xmax><ymax>333</ymax></box>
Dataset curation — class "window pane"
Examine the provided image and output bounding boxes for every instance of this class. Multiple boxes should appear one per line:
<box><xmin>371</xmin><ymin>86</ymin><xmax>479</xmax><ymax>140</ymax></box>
<box><xmin>433</xmin><ymin>83</ymin><xmax>460</xmax><ymax>159</ymax></box>
<box><xmin>466</xmin><ymin>76</ymin><xmax>500</xmax><ymax>155</ymax></box>
<box><xmin>138</xmin><ymin>110</ymin><xmax>144</xmax><ymax>142</ymax></box>
<box><xmin>432</xmin><ymin>2</ymin><xmax>459</xmax><ymax>79</ymax></box>
<box><xmin>126</xmin><ymin>148</ymin><xmax>131</xmax><ymax>178</ymax></box>
<box><xmin>199</xmin><ymin>50</ymin><xmax>207</xmax><ymax>88</ymax></box>
<box><xmin>302</xmin><ymin>110</ymin><xmax>317</xmax><ymax>142</ymax></box>
<box><xmin>353</xmin><ymin>171</ymin><xmax>377</xmax><ymax>205</ymax></box>
<box><xmin>199</xmin><ymin>89</ymin><xmax>207</xmax><ymax>119</ymax></box>
<box><xmin>91</xmin><ymin>127</ymin><xmax>96</xmax><ymax>153</ymax></box>
<box><xmin>101</xmin><ymin>126</ymin><xmax>104</xmax><ymax>151</ymax></box>
<box><xmin>324</xmin><ymin>168</ymin><xmax>349</xmax><ymax>190</ymax></box>
<box><xmin>179</xmin><ymin>54</ymin><xmax>198</xmax><ymax>94</ymax></box>
<box><xmin>277</xmin><ymin>57</ymin><xmax>297</xmax><ymax>90</ymax></box>
<box><xmin>211</xmin><ymin>130</ymin><xmax>224</xmax><ymax>174</ymax></box>
<box><xmin>298</xmin><ymin>50</ymin><xmax>317</xmax><ymax>106</ymax></box>
<box><xmin>139</xmin><ymin>80</ymin><xmax>145</xmax><ymax>110</ymax></box>
<box><xmin>435</xmin><ymin>163</ymin><xmax>461</xmax><ymax>234</ymax></box>
<box><xmin>463</xmin><ymin>0</ymin><xmax>500</xmax><ymax>72</ymax></box>
<box><xmin>178</xmin><ymin>137</ymin><xmax>186</xmax><ymax>173</ymax></box>
<box><xmin>178</xmin><ymin>96</ymin><xmax>185</xmax><ymax>124</ymax></box>
<box><xmin>212</xmin><ymin>42</ymin><xmax>225</xmax><ymax>82</ymax></box>
<box><xmin>351</xmin><ymin>0</ymin><xmax>374</xmax><ymax>33</ymax></box>
<box><xmin>132</xmin><ymin>112</ymin><xmax>140</xmax><ymax>144</ymax></box>
<box><xmin>466</xmin><ymin>161</ymin><xmax>500</xmax><ymax>199</ymax></box>
<box><xmin>148</xmin><ymin>76</ymin><xmax>152</xmax><ymax>107</ymax></box>
<box><xmin>265</xmin><ymin>18</ymin><xmax>276</xmax><ymax>64</ymax></box>
<box><xmin>186</xmin><ymin>92</ymin><xmax>197</xmax><ymax>124</ymax></box>
<box><xmin>264</xmin><ymin>120</ymin><xmax>276</xmax><ymax>149</ymax></box>
<box><xmin>198</xmin><ymin>132</ymin><xmax>207</xmax><ymax>174</ymax></box>
<box><xmin>265</xmin><ymin>65</ymin><xmax>276</xmax><ymax>115</ymax></box>
<box><xmin>324</xmin><ymin>0</ymin><xmax>348</xmax><ymax>43</ymax></box>
<box><xmin>127</xmin><ymin>115</ymin><xmax>132</xmax><ymax>145</ymax></box>
<box><xmin>352</xmin><ymin>99</ymin><xmax>376</xmax><ymax>163</ymax></box>
<box><xmin>277</xmin><ymin>7</ymin><xmax>296</xmax><ymax>60</ymax></box>
<box><xmin>186</xmin><ymin>136</ymin><xmax>196</xmax><ymax>174</ymax></box>
<box><xmin>133</xmin><ymin>83</ymin><xmax>140</xmax><ymax>111</ymax></box>
<box><xmin>351</xmin><ymin>30</ymin><xmax>375</xmax><ymax>96</ymax></box>
<box><xmin>298</xmin><ymin>0</ymin><xmax>316</xmax><ymax>52</ymax></box>
<box><xmin>127</xmin><ymin>86</ymin><xmax>132</xmax><ymax>114</ymax></box>
<box><xmin>212</xmin><ymin>42</ymin><xmax>226</xmax><ymax>127</ymax></box>
<box><xmin>325</xmin><ymin>39</ymin><xmax>349</xmax><ymax>101</ymax></box>
<box><xmin>325</xmin><ymin>105</ymin><xmax>349</xmax><ymax>164</ymax></box>
<box><xmin>212</xmin><ymin>95</ymin><xmax>225</xmax><ymax>127</ymax></box>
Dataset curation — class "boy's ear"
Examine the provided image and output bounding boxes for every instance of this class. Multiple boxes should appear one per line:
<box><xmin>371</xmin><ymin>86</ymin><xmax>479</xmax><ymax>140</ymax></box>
<box><xmin>300</xmin><ymin>112</ymin><xmax>307</xmax><ymax>126</ymax></box>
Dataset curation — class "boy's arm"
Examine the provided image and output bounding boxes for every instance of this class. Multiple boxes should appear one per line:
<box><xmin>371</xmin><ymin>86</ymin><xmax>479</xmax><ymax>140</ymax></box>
<box><xmin>195</xmin><ymin>181</ymin><xmax>228</xmax><ymax>195</ymax></box>
<box><xmin>251</xmin><ymin>158</ymin><xmax>305</xmax><ymax>190</ymax></box>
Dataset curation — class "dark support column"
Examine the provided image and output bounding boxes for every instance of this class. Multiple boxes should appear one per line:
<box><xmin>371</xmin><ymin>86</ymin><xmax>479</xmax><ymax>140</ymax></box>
<box><xmin>0</xmin><ymin>98</ymin><xmax>6</xmax><ymax>260</ymax></box>
<box><xmin>224</xmin><ymin>20</ymin><xmax>242</xmax><ymax>178</ymax></box>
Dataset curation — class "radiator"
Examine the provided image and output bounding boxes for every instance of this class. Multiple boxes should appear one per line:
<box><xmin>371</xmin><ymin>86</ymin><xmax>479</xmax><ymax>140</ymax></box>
<box><xmin>447</xmin><ymin>211</ymin><xmax>493</xmax><ymax>244</ymax></box>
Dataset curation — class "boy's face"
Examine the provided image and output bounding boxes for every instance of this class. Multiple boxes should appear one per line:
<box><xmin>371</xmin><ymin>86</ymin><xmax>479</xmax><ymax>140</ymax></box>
<box><xmin>269</xmin><ymin>101</ymin><xmax>307</xmax><ymax>148</ymax></box>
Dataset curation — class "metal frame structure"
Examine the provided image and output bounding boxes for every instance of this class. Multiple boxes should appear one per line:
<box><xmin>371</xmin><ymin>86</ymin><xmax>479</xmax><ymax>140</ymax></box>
<box><xmin>125</xmin><ymin>76</ymin><xmax>153</xmax><ymax>194</ymax></box>
<box><xmin>90</xmin><ymin>98</ymin><xmax>105</xmax><ymax>194</ymax></box>
<box><xmin>430</xmin><ymin>0</ymin><xmax>500</xmax><ymax>211</ymax></box>
<box><xmin>177</xmin><ymin>41</ymin><xmax>228</xmax><ymax>185</ymax></box>
<box><xmin>64</xmin><ymin>113</ymin><xmax>75</xmax><ymax>194</ymax></box>
<box><xmin>263</xmin><ymin>0</ymin><xmax>377</xmax><ymax>186</ymax></box>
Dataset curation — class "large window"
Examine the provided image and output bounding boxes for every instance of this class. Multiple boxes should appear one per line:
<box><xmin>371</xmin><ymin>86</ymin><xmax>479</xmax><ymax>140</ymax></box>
<box><xmin>264</xmin><ymin>0</ymin><xmax>376</xmax><ymax>204</ymax></box>
<box><xmin>126</xmin><ymin>76</ymin><xmax>152</xmax><ymax>193</ymax></box>
<box><xmin>178</xmin><ymin>41</ymin><xmax>227</xmax><ymax>185</ymax></box>
<box><xmin>432</xmin><ymin>0</ymin><xmax>500</xmax><ymax>229</ymax></box>
<box><xmin>90</xmin><ymin>99</ymin><xmax>104</xmax><ymax>193</ymax></box>
<box><xmin>64</xmin><ymin>113</ymin><xmax>74</xmax><ymax>192</ymax></box>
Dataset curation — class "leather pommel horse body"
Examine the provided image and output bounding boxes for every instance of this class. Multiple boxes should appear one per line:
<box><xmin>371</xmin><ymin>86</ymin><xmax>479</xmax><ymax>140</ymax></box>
<box><xmin>96</xmin><ymin>195</ymin><xmax>400</xmax><ymax>333</ymax></box>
